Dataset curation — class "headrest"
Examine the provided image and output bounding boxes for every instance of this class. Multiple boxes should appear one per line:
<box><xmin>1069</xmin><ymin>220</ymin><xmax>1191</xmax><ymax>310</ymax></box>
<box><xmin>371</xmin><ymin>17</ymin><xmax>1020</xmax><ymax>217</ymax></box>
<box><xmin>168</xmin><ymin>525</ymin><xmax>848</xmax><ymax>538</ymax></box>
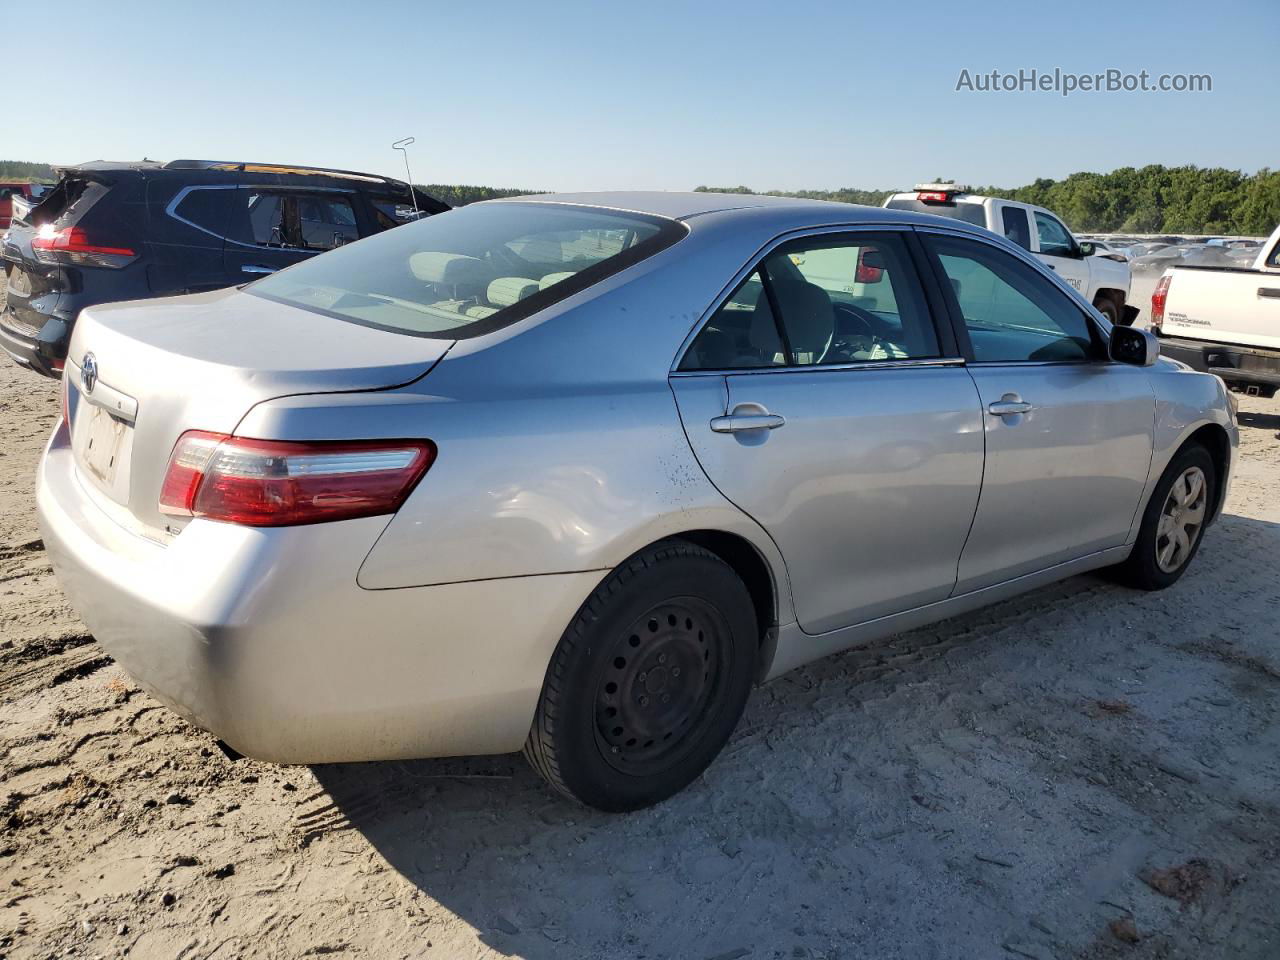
<box><xmin>487</xmin><ymin>277</ymin><xmax>539</xmax><ymax>307</ymax></box>
<box><xmin>409</xmin><ymin>252</ymin><xmax>489</xmax><ymax>286</ymax></box>
<box><xmin>538</xmin><ymin>271</ymin><xmax>575</xmax><ymax>291</ymax></box>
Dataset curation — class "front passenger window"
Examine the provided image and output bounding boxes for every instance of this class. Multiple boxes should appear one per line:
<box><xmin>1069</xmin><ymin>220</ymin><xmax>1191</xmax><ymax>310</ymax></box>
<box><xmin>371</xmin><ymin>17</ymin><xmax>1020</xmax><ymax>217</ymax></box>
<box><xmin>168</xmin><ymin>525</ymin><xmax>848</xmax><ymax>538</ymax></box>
<box><xmin>928</xmin><ymin>236</ymin><xmax>1097</xmax><ymax>363</ymax></box>
<box><xmin>1034</xmin><ymin>211</ymin><xmax>1076</xmax><ymax>257</ymax></box>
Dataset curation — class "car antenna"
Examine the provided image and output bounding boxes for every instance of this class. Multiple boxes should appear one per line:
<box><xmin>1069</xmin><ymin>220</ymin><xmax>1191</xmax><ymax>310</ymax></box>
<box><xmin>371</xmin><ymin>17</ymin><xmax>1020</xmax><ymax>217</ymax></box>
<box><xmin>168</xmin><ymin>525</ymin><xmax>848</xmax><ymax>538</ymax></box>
<box><xmin>392</xmin><ymin>137</ymin><xmax>420</xmax><ymax>220</ymax></box>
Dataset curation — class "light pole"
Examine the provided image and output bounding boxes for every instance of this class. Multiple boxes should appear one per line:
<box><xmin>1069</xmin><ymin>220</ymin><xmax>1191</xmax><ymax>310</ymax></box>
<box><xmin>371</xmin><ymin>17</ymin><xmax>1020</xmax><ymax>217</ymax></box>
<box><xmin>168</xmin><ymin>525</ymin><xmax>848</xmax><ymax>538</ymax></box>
<box><xmin>392</xmin><ymin>137</ymin><xmax>420</xmax><ymax>219</ymax></box>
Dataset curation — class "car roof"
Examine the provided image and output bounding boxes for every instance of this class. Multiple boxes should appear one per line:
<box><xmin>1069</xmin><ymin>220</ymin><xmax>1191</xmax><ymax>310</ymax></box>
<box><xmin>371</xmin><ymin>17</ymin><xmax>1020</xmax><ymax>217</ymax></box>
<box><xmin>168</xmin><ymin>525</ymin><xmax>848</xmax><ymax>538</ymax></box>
<box><xmin>51</xmin><ymin>159</ymin><xmax>411</xmax><ymax>189</ymax></box>
<box><xmin>493</xmin><ymin>190</ymin><xmax>988</xmax><ymax>234</ymax></box>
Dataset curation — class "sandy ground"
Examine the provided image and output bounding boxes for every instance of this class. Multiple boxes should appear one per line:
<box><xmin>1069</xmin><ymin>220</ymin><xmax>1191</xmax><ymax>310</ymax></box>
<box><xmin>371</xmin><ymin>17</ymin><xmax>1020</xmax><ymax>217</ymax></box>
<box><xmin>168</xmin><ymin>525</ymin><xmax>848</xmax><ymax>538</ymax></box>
<box><xmin>2</xmin><ymin>332</ymin><xmax>1279</xmax><ymax>960</ymax></box>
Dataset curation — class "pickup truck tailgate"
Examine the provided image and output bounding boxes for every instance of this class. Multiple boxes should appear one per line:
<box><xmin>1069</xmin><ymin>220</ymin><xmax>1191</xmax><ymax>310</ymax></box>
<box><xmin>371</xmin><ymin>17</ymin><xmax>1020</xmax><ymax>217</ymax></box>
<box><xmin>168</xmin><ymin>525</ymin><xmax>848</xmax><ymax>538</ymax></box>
<box><xmin>1163</xmin><ymin>268</ymin><xmax>1280</xmax><ymax>350</ymax></box>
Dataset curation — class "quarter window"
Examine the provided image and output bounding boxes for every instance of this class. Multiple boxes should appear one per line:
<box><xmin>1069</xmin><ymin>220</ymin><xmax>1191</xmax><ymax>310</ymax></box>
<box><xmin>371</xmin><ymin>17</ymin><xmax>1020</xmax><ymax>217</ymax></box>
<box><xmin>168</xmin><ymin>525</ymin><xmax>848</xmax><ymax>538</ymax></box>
<box><xmin>172</xmin><ymin>187</ymin><xmax>233</xmax><ymax>237</ymax></box>
<box><xmin>681</xmin><ymin>233</ymin><xmax>939</xmax><ymax>370</ymax></box>
<box><xmin>1034</xmin><ymin>211</ymin><xmax>1076</xmax><ymax>257</ymax></box>
<box><xmin>927</xmin><ymin>236</ymin><xmax>1097</xmax><ymax>363</ymax></box>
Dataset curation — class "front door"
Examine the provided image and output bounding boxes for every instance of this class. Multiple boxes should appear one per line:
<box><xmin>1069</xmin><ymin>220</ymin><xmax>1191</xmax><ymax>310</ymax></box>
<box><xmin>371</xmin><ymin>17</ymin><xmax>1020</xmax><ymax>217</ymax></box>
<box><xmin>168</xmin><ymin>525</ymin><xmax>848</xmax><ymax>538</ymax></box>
<box><xmin>671</xmin><ymin>230</ymin><xmax>985</xmax><ymax>635</ymax></box>
<box><xmin>1031</xmin><ymin>208</ymin><xmax>1090</xmax><ymax>297</ymax></box>
<box><xmin>922</xmin><ymin>231</ymin><xmax>1154</xmax><ymax>593</ymax></box>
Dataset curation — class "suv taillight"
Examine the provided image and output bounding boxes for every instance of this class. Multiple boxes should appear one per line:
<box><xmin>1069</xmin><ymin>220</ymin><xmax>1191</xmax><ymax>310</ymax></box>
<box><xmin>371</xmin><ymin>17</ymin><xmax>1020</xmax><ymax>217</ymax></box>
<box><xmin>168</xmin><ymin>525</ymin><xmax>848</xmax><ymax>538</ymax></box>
<box><xmin>159</xmin><ymin>431</ymin><xmax>435</xmax><ymax>527</ymax></box>
<box><xmin>1150</xmin><ymin>274</ymin><xmax>1171</xmax><ymax>330</ymax></box>
<box><xmin>32</xmin><ymin>225</ymin><xmax>137</xmax><ymax>269</ymax></box>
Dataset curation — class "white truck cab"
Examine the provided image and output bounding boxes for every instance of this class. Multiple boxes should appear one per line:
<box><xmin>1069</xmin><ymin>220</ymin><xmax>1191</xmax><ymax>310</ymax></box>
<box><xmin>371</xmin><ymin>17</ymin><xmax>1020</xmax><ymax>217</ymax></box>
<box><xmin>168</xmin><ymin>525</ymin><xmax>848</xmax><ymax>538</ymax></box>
<box><xmin>884</xmin><ymin>184</ymin><xmax>1135</xmax><ymax>324</ymax></box>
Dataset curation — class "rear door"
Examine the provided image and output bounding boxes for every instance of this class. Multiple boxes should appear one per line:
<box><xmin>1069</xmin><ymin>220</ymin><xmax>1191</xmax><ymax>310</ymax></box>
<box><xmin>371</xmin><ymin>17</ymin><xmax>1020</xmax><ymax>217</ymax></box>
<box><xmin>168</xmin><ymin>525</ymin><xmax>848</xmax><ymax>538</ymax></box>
<box><xmin>920</xmin><ymin>230</ymin><xmax>1154</xmax><ymax>593</ymax></box>
<box><xmin>671</xmin><ymin>229</ymin><xmax>985</xmax><ymax>635</ymax></box>
<box><xmin>1031</xmin><ymin>209</ymin><xmax>1090</xmax><ymax>296</ymax></box>
<box><xmin>147</xmin><ymin>183</ymin><xmax>237</xmax><ymax>295</ymax></box>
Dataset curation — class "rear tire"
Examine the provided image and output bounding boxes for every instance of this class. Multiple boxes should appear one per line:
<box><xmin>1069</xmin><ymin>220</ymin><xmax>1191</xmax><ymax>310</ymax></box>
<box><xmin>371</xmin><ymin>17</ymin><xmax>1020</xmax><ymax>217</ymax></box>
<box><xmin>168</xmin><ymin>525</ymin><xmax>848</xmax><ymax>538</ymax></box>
<box><xmin>523</xmin><ymin>541</ymin><xmax>758</xmax><ymax>811</ymax></box>
<box><xmin>1113</xmin><ymin>444</ymin><xmax>1215</xmax><ymax>590</ymax></box>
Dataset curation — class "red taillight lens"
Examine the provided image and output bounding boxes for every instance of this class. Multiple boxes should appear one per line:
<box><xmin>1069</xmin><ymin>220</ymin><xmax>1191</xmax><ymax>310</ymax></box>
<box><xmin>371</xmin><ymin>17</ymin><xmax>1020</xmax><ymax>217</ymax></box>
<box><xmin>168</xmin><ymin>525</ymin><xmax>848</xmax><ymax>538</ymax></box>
<box><xmin>917</xmin><ymin>191</ymin><xmax>952</xmax><ymax>204</ymax></box>
<box><xmin>1151</xmin><ymin>274</ymin><xmax>1171</xmax><ymax>329</ymax></box>
<box><xmin>855</xmin><ymin>247</ymin><xmax>884</xmax><ymax>284</ymax></box>
<box><xmin>32</xmin><ymin>224</ymin><xmax>137</xmax><ymax>269</ymax></box>
<box><xmin>159</xmin><ymin>431</ymin><xmax>435</xmax><ymax>527</ymax></box>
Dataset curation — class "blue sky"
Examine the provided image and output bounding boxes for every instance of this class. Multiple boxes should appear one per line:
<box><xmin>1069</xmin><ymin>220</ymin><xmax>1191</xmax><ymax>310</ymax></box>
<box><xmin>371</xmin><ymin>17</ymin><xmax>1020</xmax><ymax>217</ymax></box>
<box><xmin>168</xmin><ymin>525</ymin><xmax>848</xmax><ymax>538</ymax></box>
<box><xmin>13</xmin><ymin>0</ymin><xmax>1277</xmax><ymax>191</ymax></box>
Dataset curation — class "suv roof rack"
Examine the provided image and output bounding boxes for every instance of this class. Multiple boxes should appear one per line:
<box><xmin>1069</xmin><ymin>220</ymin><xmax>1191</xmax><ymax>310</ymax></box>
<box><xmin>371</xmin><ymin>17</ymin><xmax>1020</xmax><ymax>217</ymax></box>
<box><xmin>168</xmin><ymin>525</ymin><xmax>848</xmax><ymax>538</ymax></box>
<box><xmin>164</xmin><ymin>159</ymin><xmax>406</xmax><ymax>186</ymax></box>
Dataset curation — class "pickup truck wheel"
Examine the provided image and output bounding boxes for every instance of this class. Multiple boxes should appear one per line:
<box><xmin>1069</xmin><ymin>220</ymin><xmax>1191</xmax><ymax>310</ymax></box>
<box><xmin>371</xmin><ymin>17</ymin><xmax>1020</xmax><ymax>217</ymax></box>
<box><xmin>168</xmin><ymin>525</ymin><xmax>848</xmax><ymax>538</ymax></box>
<box><xmin>523</xmin><ymin>541</ymin><xmax>757</xmax><ymax>811</ymax></box>
<box><xmin>1093</xmin><ymin>295</ymin><xmax>1120</xmax><ymax>324</ymax></box>
<box><xmin>1113</xmin><ymin>444</ymin><xmax>1215</xmax><ymax>590</ymax></box>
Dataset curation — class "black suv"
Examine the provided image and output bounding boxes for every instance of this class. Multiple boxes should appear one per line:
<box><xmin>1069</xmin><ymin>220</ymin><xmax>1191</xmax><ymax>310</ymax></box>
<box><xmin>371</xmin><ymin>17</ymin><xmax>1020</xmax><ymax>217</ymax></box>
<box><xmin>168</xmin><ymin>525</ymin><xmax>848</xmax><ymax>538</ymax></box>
<box><xmin>1</xmin><ymin>160</ymin><xmax>448</xmax><ymax>377</ymax></box>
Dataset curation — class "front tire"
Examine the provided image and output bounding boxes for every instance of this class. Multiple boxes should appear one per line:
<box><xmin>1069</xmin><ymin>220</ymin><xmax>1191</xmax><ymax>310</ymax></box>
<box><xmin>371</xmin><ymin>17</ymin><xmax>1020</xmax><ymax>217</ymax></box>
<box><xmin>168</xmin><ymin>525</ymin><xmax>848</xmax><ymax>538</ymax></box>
<box><xmin>1093</xmin><ymin>294</ymin><xmax>1120</xmax><ymax>325</ymax></box>
<box><xmin>524</xmin><ymin>541</ymin><xmax>758</xmax><ymax>811</ymax></box>
<box><xmin>1113</xmin><ymin>444</ymin><xmax>1215</xmax><ymax>590</ymax></box>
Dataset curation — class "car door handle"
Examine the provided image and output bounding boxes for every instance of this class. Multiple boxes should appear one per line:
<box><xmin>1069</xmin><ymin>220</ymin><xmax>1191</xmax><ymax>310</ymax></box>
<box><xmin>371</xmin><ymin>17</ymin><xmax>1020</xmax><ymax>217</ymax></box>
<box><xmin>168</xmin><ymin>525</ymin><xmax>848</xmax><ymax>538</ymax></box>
<box><xmin>988</xmin><ymin>395</ymin><xmax>1033</xmax><ymax>417</ymax></box>
<box><xmin>241</xmin><ymin>264</ymin><xmax>277</xmax><ymax>275</ymax></box>
<box><xmin>710</xmin><ymin>407</ymin><xmax>786</xmax><ymax>433</ymax></box>
<box><xmin>1258</xmin><ymin>287</ymin><xmax>1280</xmax><ymax>300</ymax></box>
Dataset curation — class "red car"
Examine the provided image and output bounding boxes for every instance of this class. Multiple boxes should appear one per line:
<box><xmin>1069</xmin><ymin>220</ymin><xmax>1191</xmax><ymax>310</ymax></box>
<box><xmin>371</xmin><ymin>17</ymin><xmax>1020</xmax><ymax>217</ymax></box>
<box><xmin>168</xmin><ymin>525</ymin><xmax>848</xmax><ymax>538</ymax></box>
<box><xmin>0</xmin><ymin>182</ymin><xmax>47</xmax><ymax>229</ymax></box>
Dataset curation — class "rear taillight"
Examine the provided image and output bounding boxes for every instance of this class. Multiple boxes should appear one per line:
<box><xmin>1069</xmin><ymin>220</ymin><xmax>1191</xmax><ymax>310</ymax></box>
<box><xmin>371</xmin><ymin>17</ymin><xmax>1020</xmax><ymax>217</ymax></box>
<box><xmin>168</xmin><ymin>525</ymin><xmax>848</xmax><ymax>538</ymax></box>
<box><xmin>32</xmin><ymin>224</ymin><xmax>137</xmax><ymax>269</ymax></box>
<box><xmin>917</xmin><ymin>191</ymin><xmax>952</xmax><ymax>204</ymax></box>
<box><xmin>1151</xmin><ymin>274</ymin><xmax>1172</xmax><ymax>330</ymax></box>
<box><xmin>159</xmin><ymin>431</ymin><xmax>435</xmax><ymax>527</ymax></box>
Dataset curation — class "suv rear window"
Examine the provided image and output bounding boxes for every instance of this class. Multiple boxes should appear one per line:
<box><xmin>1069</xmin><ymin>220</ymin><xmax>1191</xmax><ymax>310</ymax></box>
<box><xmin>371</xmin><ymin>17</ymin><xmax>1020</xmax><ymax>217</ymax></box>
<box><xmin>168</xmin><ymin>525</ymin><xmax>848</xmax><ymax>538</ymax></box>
<box><xmin>885</xmin><ymin>196</ymin><xmax>987</xmax><ymax>227</ymax></box>
<box><xmin>247</xmin><ymin>202</ymin><xmax>686</xmax><ymax>338</ymax></box>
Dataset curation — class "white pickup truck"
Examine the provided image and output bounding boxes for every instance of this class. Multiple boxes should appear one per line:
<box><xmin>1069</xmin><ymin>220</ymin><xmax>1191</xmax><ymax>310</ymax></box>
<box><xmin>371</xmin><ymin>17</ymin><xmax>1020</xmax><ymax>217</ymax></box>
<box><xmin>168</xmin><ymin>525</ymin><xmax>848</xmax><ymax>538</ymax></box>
<box><xmin>884</xmin><ymin>184</ymin><xmax>1136</xmax><ymax>324</ymax></box>
<box><xmin>1151</xmin><ymin>223</ymin><xmax>1280</xmax><ymax>398</ymax></box>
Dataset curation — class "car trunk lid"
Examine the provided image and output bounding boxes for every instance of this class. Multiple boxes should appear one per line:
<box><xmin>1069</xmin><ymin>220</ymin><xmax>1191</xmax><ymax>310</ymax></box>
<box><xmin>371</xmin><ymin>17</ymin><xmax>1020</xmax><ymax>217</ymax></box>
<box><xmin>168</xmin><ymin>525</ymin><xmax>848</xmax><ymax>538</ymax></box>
<box><xmin>64</xmin><ymin>286</ymin><xmax>452</xmax><ymax>538</ymax></box>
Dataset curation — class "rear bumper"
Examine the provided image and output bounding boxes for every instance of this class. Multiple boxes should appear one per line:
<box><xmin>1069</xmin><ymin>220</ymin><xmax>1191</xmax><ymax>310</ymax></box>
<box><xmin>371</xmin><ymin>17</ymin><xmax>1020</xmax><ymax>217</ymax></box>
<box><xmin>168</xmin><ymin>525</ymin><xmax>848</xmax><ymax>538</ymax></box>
<box><xmin>0</xmin><ymin>307</ymin><xmax>68</xmax><ymax>378</ymax></box>
<box><xmin>36</xmin><ymin>423</ymin><xmax>600</xmax><ymax>763</ymax></box>
<box><xmin>1157</xmin><ymin>333</ymin><xmax>1280</xmax><ymax>391</ymax></box>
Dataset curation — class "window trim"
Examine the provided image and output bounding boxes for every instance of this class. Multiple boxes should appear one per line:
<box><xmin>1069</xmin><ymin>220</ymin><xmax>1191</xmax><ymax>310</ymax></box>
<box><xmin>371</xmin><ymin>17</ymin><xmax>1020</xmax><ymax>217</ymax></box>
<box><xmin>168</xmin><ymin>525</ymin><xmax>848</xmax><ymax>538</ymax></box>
<box><xmin>671</xmin><ymin>225</ymin><xmax>963</xmax><ymax>376</ymax></box>
<box><xmin>914</xmin><ymin>225</ymin><xmax>1110</xmax><ymax>366</ymax></box>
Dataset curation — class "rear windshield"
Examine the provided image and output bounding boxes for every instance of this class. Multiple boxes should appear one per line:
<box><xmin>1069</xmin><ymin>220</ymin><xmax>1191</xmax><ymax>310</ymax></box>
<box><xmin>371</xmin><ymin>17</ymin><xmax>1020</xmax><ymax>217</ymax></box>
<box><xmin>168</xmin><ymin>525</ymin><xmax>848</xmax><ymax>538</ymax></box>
<box><xmin>886</xmin><ymin>196</ymin><xmax>987</xmax><ymax>227</ymax></box>
<box><xmin>248</xmin><ymin>202</ymin><xmax>686</xmax><ymax>338</ymax></box>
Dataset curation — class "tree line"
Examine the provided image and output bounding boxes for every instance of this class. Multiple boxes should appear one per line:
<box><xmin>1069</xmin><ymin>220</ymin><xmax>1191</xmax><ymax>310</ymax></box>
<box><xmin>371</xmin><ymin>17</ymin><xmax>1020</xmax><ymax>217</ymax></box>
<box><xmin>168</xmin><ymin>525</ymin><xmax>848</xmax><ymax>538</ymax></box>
<box><xmin>6</xmin><ymin>158</ymin><xmax>1276</xmax><ymax>234</ymax></box>
<box><xmin>695</xmin><ymin>165</ymin><xmax>1280</xmax><ymax>236</ymax></box>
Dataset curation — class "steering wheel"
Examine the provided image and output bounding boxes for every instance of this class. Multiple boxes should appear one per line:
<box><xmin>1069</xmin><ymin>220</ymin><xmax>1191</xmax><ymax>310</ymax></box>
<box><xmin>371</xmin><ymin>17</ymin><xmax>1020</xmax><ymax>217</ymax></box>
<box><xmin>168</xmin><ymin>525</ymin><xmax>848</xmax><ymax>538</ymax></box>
<box><xmin>832</xmin><ymin>302</ymin><xmax>880</xmax><ymax>338</ymax></box>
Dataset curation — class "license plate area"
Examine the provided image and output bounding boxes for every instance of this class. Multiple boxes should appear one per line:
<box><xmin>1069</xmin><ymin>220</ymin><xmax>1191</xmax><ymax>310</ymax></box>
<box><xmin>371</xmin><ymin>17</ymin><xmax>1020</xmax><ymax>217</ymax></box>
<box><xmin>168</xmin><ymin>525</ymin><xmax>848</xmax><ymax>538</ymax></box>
<box><xmin>70</xmin><ymin>384</ymin><xmax>136</xmax><ymax>505</ymax></box>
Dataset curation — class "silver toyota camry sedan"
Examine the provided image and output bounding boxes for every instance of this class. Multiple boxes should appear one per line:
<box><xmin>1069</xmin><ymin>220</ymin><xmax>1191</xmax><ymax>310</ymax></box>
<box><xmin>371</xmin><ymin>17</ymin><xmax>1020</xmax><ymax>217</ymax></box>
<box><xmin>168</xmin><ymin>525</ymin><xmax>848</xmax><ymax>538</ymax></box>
<box><xmin>37</xmin><ymin>192</ymin><xmax>1237</xmax><ymax>810</ymax></box>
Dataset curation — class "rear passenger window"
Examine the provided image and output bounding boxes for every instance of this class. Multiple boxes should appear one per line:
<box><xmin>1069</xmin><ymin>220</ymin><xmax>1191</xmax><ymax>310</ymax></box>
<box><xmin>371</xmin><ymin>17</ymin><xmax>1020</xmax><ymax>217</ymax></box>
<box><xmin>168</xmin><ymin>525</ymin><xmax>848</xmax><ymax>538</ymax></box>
<box><xmin>927</xmin><ymin>235</ymin><xmax>1096</xmax><ymax>363</ymax></box>
<box><xmin>1001</xmin><ymin>207</ymin><xmax>1032</xmax><ymax>250</ymax></box>
<box><xmin>682</xmin><ymin>233</ymin><xmax>939</xmax><ymax>370</ymax></box>
<box><xmin>681</xmin><ymin>270</ymin><xmax>786</xmax><ymax>370</ymax></box>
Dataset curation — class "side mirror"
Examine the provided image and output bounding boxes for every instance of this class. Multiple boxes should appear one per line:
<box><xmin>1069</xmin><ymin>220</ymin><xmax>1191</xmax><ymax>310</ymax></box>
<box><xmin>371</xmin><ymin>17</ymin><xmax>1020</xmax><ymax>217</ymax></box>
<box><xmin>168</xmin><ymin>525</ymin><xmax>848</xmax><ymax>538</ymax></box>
<box><xmin>1077</xmin><ymin>241</ymin><xmax>1096</xmax><ymax>258</ymax></box>
<box><xmin>1110</xmin><ymin>325</ymin><xmax>1159</xmax><ymax>366</ymax></box>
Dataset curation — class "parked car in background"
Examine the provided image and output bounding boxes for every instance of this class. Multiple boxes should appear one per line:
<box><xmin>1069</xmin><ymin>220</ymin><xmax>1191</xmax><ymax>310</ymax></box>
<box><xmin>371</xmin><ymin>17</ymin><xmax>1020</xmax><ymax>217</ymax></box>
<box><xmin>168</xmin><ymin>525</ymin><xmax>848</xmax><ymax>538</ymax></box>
<box><xmin>1152</xmin><ymin>223</ymin><xmax>1280</xmax><ymax>397</ymax></box>
<box><xmin>0</xmin><ymin>182</ymin><xmax>48</xmax><ymax>229</ymax></box>
<box><xmin>884</xmin><ymin>184</ymin><xmax>1136</xmax><ymax>324</ymax></box>
<box><xmin>1080</xmin><ymin>238</ymin><xmax>1130</xmax><ymax>262</ymax></box>
<box><xmin>38</xmin><ymin>192</ymin><xmax>1236</xmax><ymax>811</ymax></box>
<box><xmin>1</xmin><ymin>160</ymin><xmax>448</xmax><ymax>377</ymax></box>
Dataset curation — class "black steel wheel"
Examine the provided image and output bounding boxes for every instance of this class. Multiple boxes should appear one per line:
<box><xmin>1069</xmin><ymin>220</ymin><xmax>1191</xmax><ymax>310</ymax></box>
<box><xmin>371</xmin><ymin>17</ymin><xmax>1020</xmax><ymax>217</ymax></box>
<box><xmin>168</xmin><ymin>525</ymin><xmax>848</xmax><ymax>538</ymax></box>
<box><xmin>524</xmin><ymin>540</ymin><xmax>758</xmax><ymax>811</ymax></box>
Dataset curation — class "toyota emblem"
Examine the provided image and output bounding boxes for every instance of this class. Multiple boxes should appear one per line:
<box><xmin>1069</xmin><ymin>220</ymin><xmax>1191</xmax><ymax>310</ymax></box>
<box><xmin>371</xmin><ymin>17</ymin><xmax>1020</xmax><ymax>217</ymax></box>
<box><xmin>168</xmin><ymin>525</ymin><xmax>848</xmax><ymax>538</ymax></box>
<box><xmin>81</xmin><ymin>353</ymin><xmax>98</xmax><ymax>395</ymax></box>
